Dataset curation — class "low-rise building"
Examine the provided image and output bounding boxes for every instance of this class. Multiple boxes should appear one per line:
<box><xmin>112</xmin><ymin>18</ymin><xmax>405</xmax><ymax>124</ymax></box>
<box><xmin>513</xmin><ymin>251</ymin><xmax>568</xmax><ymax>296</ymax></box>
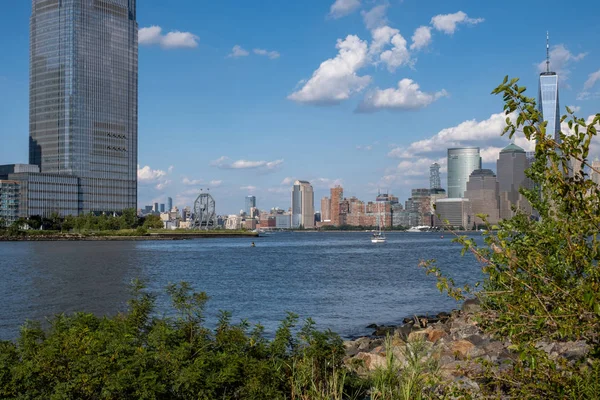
<box><xmin>434</xmin><ymin>198</ymin><xmax>473</xmax><ymax>230</ymax></box>
<box><xmin>0</xmin><ymin>180</ymin><xmax>20</xmax><ymax>226</ymax></box>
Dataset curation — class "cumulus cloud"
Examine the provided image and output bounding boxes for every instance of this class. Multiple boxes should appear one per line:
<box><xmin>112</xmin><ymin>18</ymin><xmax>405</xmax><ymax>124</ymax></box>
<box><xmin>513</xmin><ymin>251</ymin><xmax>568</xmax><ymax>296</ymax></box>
<box><xmin>288</xmin><ymin>35</ymin><xmax>371</xmax><ymax>105</ymax></box>
<box><xmin>182</xmin><ymin>177</ymin><xmax>203</xmax><ymax>186</ymax></box>
<box><xmin>253</xmin><ymin>48</ymin><xmax>280</xmax><ymax>59</ymax></box>
<box><xmin>329</xmin><ymin>0</ymin><xmax>361</xmax><ymax>19</ymax></box>
<box><xmin>361</xmin><ymin>5</ymin><xmax>388</xmax><ymax>30</ymax></box>
<box><xmin>430</xmin><ymin>11</ymin><xmax>484</xmax><ymax>35</ymax></box>
<box><xmin>138</xmin><ymin>165</ymin><xmax>167</xmax><ymax>182</ymax></box>
<box><xmin>536</xmin><ymin>44</ymin><xmax>586</xmax><ymax>83</ymax></box>
<box><xmin>410</xmin><ymin>26</ymin><xmax>432</xmax><ymax>51</ymax></box>
<box><xmin>155</xmin><ymin>180</ymin><xmax>172</xmax><ymax>191</ymax></box>
<box><xmin>211</xmin><ymin>156</ymin><xmax>284</xmax><ymax>171</ymax></box>
<box><xmin>138</xmin><ymin>26</ymin><xmax>199</xmax><ymax>49</ymax></box>
<box><xmin>387</xmin><ymin>112</ymin><xmax>528</xmax><ymax>161</ymax></box>
<box><xmin>228</xmin><ymin>45</ymin><xmax>249</xmax><ymax>58</ymax></box>
<box><xmin>281</xmin><ymin>177</ymin><xmax>296</xmax><ymax>185</ymax></box>
<box><xmin>583</xmin><ymin>69</ymin><xmax>600</xmax><ymax>90</ymax></box>
<box><xmin>379</xmin><ymin>32</ymin><xmax>413</xmax><ymax>72</ymax></box>
<box><xmin>358</xmin><ymin>79</ymin><xmax>447</xmax><ymax>112</ymax></box>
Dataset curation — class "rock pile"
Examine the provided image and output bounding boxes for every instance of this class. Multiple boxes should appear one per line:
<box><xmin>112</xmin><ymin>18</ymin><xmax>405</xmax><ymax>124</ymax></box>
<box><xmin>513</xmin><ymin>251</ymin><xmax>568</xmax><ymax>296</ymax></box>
<box><xmin>343</xmin><ymin>299</ymin><xmax>591</xmax><ymax>392</ymax></box>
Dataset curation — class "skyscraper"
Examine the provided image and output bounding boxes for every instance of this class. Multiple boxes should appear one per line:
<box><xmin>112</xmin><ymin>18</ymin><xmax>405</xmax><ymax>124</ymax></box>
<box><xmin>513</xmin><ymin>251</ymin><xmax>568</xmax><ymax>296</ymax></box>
<box><xmin>167</xmin><ymin>197</ymin><xmax>173</xmax><ymax>211</ymax></box>
<box><xmin>30</xmin><ymin>0</ymin><xmax>138</xmax><ymax>214</ymax></box>
<box><xmin>497</xmin><ymin>143</ymin><xmax>532</xmax><ymax>219</ymax></box>
<box><xmin>447</xmin><ymin>147</ymin><xmax>481</xmax><ymax>198</ymax></box>
<box><xmin>321</xmin><ymin>196</ymin><xmax>331</xmax><ymax>222</ymax></box>
<box><xmin>539</xmin><ymin>32</ymin><xmax>560</xmax><ymax>143</ymax></box>
<box><xmin>291</xmin><ymin>180</ymin><xmax>314</xmax><ymax>228</ymax></box>
<box><xmin>330</xmin><ymin>186</ymin><xmax>343</xmax><ymax>226</ymax></box>
<box><xmin>245</xmin><ymin>195</ymin><xmax>256</xmax><ymax>215</ymax></box>
<box><xmin>464</xmin><ymin>169</ymin><xmax>500</xmax><ymax>225</ymax></box>
<box><xmin>430</xmin><ymin>163</ymin><xmax>441</xmax><ymax>190</ymax></box>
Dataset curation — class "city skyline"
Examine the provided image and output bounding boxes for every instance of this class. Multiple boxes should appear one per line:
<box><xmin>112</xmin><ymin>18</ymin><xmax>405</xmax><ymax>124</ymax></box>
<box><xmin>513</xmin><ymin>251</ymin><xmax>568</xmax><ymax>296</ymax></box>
<box><xmin>1</xmin><ymin>1</ymin><xmax>599</xmax><ymax>214</ymax></box>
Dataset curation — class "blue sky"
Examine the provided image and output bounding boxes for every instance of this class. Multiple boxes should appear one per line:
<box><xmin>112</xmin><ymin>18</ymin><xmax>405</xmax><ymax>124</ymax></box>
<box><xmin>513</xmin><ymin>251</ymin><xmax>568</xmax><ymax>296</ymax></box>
<box><xmin>1</xmin><ymin>0</ymin><xmax>599</xmax><ymax>214</ymax></box>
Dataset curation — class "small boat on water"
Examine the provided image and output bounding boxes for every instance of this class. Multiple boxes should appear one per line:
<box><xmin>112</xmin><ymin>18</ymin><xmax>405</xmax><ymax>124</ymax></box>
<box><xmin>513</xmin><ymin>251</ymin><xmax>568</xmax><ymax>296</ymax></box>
<box><xmin>371</xmin><ymin>232</ymin><xmax>386</xmax><ymax>243</ymax></box>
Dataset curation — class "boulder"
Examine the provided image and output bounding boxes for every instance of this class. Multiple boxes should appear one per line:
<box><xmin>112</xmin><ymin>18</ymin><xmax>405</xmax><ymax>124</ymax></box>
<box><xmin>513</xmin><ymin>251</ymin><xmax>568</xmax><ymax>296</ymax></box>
<box><xmin>427</xmin><ymin>328</ymin><xmax>447</xmax><ymax>343</ymax></box>
<box><xmin>461</xmin><ymin>298</ymin><xmax>482</xmax><ymax>314</ymax></box>
<box><xmin>355</xmin><ymin>351</ymin><xmax>387</xmax><ymax>371</ymax></box>
<box><xmin>450</xmin><ymin>340</ymin><xmax>475</xmax><ymax>360</ymax></box>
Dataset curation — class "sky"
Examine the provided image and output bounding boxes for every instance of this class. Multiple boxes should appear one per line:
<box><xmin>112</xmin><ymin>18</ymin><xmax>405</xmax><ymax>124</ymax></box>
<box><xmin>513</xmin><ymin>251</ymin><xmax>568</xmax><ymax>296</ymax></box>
<box><xmin>0</xmin><ymin>0</ymin><xmax>599</xmax><ymax>214</ymax></box>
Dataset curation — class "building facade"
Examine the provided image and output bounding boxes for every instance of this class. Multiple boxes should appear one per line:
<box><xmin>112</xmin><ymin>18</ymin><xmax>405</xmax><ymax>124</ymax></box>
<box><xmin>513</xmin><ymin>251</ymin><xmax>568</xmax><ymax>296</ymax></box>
<box><xmin>447</xmin><ymin>147</ymin><xmax>481</xmax><ymax>199</ymax></box>
<box><xmin>320</xmin><ymin>196</ymin><xmax>331</xmax><ymax>222</ymax></box>
<box><xmin>430</xmin><ymin>163</ymin><xmax>441</xmax><ymax>190</ymax></box>
<box><xmin>497</xmin><ymin>143</ymin><xmax>532</xmax><ymax>219</ymax></box>
<box><xmin>464</xmin><ymin>169</ymin><xmax>500</xmax><ymax>226</ymax></box>
<box><xmin>330</xmin><ymin>186</ymin><xmax>343</xmax><ymax>226</ymax></box>
<box><xmin>245</xmin><ymin>195</ymin><xmax>256</xmax><ymax>215</ymax></box>
<box><xmin>0</xmin><ymin>181</ymin><xmax>20</xmax><ymax>226</ymax></box>
<box><xmin>434</xmin><ymin>198</ymin><xmax>473</xmax><ymax>229</ymax></box>
<box><xmin>30</xmin><ymin>0</ymin><xmax>138</xmax><ymax>214</ymax></box>
<box><xmin>167</xmin><ymin>197</ymin><xmax>173</xmax><ymax>212</ymax></box>
<box><xmin>291</xmin><ymin>180</ymin><xmax>314</xmax><ymax>228</ymax></box>
<box><xmin>539</xmin><ymin>34</ymin><xmax>560</xmax><ymax>143</ymax></box>
<box><xmin>8</xmin><ymin>172</ymin><xmax>79</xmax><ymax>218</ymax></box>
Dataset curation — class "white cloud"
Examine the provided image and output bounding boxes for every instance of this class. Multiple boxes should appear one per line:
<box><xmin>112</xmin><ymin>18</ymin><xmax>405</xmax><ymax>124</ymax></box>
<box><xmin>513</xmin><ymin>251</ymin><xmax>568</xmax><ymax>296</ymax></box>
<box><xmin>568</xmin><ymin>105</ymin><xmax>581</xmax><ymax>114</ymax></box>
<box><xmin>329</xmin><ymin>0</ymin><xmax>361</xmax><ymax>19</ymax></box>
<box><xmin>240</xmin><ymin>185</ymin><xmax>257</xmax><ymax>191</ymax></box>
<box><xmin>155</xmin><ymin>180</ymin><xmax>172</xmax><ymax>191</ymax></box>
<box><xmin>210</xmin><ymin>180</ymin><xmax>223</xmax><ymax>187</ymax></box>
<box><xmin>182</xmin><ymin>177</ymin><xmax>203</xmax><ymax>186</ymax></box>
<box><xmin>430</xmin><ymin>11</ymin><xmax>484</xmax><ymax>35</ymax></box>
<box><xmin>577</xmin><ymin>91</ymin><xmax>600</xmax><ymax>101</ymax></box>
<box><xmin>138</xmin><ymin>165</ymin><xmax>167</xmax><ymax>182</ymax></box>
<box><xmin>583</xmin><ymin>69</ymin><xmax>600</xmax><ymax>90</ymax></box>
<box><xmin>396</xmin><ymin>157</ymin><xmax>447</xmax><ymax>177</ymax></box>
<box><xmin>312</xmin><ymin>178</ymin><xmax>344</xmax><ymax>188</ymax></box>
<box><xmin>228</xmin><ymin>45</ymin><xmax>249</xmax><ymax>58</ymax></box>
<box><xmin>358</xmin><ymin>79</ymin><xmax>447</xmax><ymax>112</ymax></box>
<box><xmin>536</xmin><ymin>44</ymin><xmax>586</xmax><ymax>83</ymax></box>
<box><xmin>387</xmin><ymin>112</ymin><xmax>519</xmax><ymax>159</ymax></box>
<box><xmin>211</xmin><ymin>156</ymin><xmax>284</xmax><ymax>171</ymax></box>
<box><xmin>410</xmin><ymin>26</ymin><xmax>432</xmax><ymax>51</ymax></box>
<box><xmin>138</xmin><ymin>26</ymin><xmax>199</xmax><ymax>49</ymax></box>
<box><xmin>253</xmin><ymin>48</ymin><xmax>280</xmax><ymax>59</ymax></box>
<box><xmin>361</xmin><ymin>5</ymin><xmax>388</xmax><ymax>30</ymax></box>
<box><xmin>288</xmin><ymin>35</ymin><xmax>371</xmax><ymax>105</ymax></box>
<box><xmin>281</xmin><ymin>177</ymin><xmax>296</xmax><ymax>185</ymax></box>
<box><xmin>480</xmin><ymin>146</ymin><xmax>505</xmax><ymax>163</ymax></box>
<box><xmin>379</xmin><ymin>32</ymin><xmax>413</xmax><ymax>72</ymax></box>
<box><xmin>356</xmin><ymin>145</ymin><xmax>373</xmax><ymax>151</ymax></box>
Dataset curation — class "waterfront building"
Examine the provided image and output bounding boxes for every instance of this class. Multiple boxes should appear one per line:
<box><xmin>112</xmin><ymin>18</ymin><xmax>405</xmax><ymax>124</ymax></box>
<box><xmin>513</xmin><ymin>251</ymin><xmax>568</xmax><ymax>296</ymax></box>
<box><xmin>430</xmin><ymin>163</ymin><xmax>442</xmax><ymax>190</ymax></box>
<box><xmin>434</xmin><ymin>198</ymin><xmax>473</xmax><ymax>229</ymax></box>
<box><xmin>405</xmin><ymin>189</ymin><xmax>432</xmax><ymax>226</ymax></box>
<box><xmin>291</xmin><ymin>180</ymin><xmax>314</xmax><ymax>229</ymax></box>
<box><xmin>30</xmin><ymin>0</ymin><xmax>138</xmax><ymax>214</ymax></box>
<box><xmin>0</xmin><ymin>181</ymin><xmax>20</xmax><ymax>226</ymax></box>
<box><xmin>321</xmin><ymin>197</ymin><xmax>331</xmax><ymax>222</ymax></box>
<box><xmin>0</xmin><ymin>164</ymin><xmax>40</xmax><ymax>179</ymax></box>
<box><xmin>330</xmin><ymin>186</ymin><xmax>343</xmax><ymax>226</ymax></box>
<box><xmin>429</xmin><ymin>188</ymin><xmax>447</xmax><ymax>225</ymax></box>
<box><xmin>225</xmin><ymin>215</ymin><xmax>242</xmax><ymax>230</ymax></box>
<box><xmin>167</xmin><ymin>197</ymin><xmax>173</xmax><ymax>212</ymax></box>
<box><xmin>539</xmin><ymin>32</ymin><xmax>560</xmax><ymax>143</ymax></box>
<box><xmin>7</xmin><ymin>172</ymin><xmax>79</xmax><ymax>218</ymax></box>
<box><xmin>447</xmin><ymin>147</ymin><xmax>481</xmax><ymax>198</ymax></box>
<box><xmin>275</xmin><ymin>214</ymin><xmax>291</xmax><ymax>229</ymax></box>
<box><xmin>245</xmin><ymin>195</ymin><xmax>256</xmax><ymax>215</ymax></box>
<box><xmin>497</xmin><ymin>143</ymin><xmax>532</xmax><ymax>219</ymax></box>
<box><xmin>464</xmin><ymin>169</ymin><xmax>500</xmax><ymax>226</ymax></box>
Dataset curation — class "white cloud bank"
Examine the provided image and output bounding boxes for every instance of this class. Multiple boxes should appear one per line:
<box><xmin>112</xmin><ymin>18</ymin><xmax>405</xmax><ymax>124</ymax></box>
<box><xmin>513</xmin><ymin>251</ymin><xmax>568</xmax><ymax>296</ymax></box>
<box><xmin>139</xmin><ymin>26</ymin><xmax>199</xmax><ymax>49</ymax></box>
<box><xmin>358</xmin><ymin>79</ymin><xmax>447</xmax><ymax>112</ymax></box>
<box><xmin>430</xmin><ymin>11</ymin><xmax>484</xmax><ymax>35</ymax></box>
<box><xmin>329</xmin><ymin>0</ymin><xmax>361</xmax><ymax>19</ymax></box>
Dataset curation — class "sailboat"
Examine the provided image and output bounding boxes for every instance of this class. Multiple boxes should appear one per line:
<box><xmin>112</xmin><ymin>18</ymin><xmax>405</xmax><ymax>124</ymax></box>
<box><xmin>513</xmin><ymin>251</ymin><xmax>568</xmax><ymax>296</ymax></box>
<box><xmin>371</xmin><ymin>201</ymin><xmax>387</xmax><ymax>243</ymax></box>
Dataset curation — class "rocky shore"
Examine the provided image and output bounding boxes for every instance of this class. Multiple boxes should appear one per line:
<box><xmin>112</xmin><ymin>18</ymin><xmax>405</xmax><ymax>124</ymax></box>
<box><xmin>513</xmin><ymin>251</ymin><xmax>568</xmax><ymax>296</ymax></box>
<box><xmin>343</xmin><ymin>299</ymin><xmax>591</xmax><ymax>393</ymax></box>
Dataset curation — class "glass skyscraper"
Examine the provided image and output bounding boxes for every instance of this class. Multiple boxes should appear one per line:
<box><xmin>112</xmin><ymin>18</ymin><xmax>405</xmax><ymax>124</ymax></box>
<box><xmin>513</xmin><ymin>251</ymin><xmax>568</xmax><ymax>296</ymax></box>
<box><xmin>30</xmin><ymin>0</ymin><xmax>138</xmax><ymax>214</ymax></box>
<box><xmin>245</xmin><ymin>195</ymin><xmax>256</xmax><ymax>215</ymax></box>
<box><xmin>538</xmin><ymin>34</ymin><xmax>560</xmax><ymax>143</ymax></box>
<box><xmin>447</xmin><ymin>147</ymin><xmax>481</xmax><ymax>199</ymax></box>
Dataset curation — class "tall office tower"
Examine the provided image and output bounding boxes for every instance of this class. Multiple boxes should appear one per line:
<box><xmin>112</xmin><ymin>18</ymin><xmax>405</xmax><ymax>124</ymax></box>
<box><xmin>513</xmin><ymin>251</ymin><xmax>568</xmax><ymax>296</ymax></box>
<box><xmin>245</xmin><ymin>195</ymin><xmax>256</xmax><ymax>215</ymax></box>
<box><xmin>291</xmin><ymin>180</ymin><xmax>314</xmax><ymax>228</ymax></box>
<box><xmin>430</xmin><ymin>163</ymin><xmax>441</xmax><ymax>189</ymax></box>
<box><xmin>321</xmin><ymin>196</ymin><xmax>331</xmax><ymax>222</ymax></box>
<box><xmin>539</xmin><ymin>32</ymin><xmax>560</xmax><ymax>143</ymax></box>
<box><xmin>330</xmin><ymin>186</ymin><xmax>343</xmax><ymax>226</ymax></box>
<box><xmin>30</xmin><ymin>0</ymin><xmax>138</xmax><ymax>214</ymax></box>
<box><xmin>497</xmin><ymin>143</ymin><xmax>532</xmax><ymax>219</ymax></box>
<box><xmin>160</xmin><ymin>204</ymin><xmax>165</xmax><ymax>213</ymax></box>
<box><xmin>153</xmin><ymin>202</ymin><xmax>159</xmax><ymax>213</ymax></box>
<box><xmin>167</xmin><ymin>197</ymin><xmax>173</xmax><ymax>211</ymax></box>
<box><xmin>464</xmin><ymin>169</ymin><xmax>500</xmax><ymax>225</ymax></box>
<box><xmin>447</xmin><ymin>147</ymin><xmax>481</xmax><ymax>198</ymax></box>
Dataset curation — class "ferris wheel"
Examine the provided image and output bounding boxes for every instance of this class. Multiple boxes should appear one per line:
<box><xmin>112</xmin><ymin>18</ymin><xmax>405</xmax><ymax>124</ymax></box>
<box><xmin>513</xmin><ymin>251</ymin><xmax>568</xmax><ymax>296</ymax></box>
<box><xmin>191</xmin><ymin>190</ymin><xmax>216</xmax><ymax>230</ymax></box>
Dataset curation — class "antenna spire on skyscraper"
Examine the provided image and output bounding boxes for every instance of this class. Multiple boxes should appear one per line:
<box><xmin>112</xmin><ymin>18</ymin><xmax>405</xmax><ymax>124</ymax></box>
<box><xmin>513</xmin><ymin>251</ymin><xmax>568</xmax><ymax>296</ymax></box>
<box><xmin>546</xmin><ymin>31</ymin><xmax>550</xmax><ymax>73</ymax></box>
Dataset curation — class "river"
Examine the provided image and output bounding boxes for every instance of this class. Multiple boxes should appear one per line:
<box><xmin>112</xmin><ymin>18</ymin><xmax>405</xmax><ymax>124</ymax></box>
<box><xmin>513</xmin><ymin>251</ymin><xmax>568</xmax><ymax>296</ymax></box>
<box><xmin>0</xmin><ymin>231</ymin><xmax>484</xmax><ymax>341</ymax></box>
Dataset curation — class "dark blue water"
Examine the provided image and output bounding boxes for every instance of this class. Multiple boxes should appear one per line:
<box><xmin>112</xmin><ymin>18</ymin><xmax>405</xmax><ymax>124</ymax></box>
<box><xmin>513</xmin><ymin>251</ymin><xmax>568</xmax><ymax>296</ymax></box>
<box><xmin>0</xmin><ymin>232</ymin><xmax>484</xmax><ymax>341</ymax></box>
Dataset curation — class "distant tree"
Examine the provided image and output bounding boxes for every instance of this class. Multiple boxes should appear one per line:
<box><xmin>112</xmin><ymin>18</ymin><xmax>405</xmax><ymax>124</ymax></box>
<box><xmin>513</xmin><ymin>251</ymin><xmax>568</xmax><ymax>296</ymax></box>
<box><xmin>142</xmin><ymin>214</ymin><xmax>163</xmax><ymax>229</ymax></box>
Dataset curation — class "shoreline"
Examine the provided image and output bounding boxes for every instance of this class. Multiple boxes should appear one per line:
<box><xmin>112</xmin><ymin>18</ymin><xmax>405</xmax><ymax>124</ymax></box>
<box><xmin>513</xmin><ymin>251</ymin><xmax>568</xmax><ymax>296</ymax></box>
<box><xmin>0</xmin><ymin>231</ymin><xmax>259</xmax><ymax>241</ymax></box>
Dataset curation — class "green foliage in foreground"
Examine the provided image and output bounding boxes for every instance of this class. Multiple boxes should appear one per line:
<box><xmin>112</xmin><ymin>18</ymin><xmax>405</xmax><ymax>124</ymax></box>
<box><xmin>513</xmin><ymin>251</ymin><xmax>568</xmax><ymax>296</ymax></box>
<box><xmin>0</xmin><ymin>281</ymin><xmax>365</xmax><ymax>400</ymax></box>
<box><xmin>422</xmin><ymin>76</ymin><xmax>600</xmax><ymax>397</ymax></box>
